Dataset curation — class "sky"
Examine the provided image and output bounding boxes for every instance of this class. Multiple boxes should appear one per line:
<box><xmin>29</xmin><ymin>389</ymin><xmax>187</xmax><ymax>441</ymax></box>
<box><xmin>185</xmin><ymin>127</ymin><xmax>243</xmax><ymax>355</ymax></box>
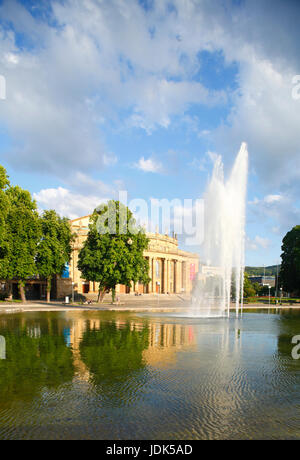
<box><xmin>0</xmin><ymin>0</ymin><xmax>299</xmax><ymax>266</ymax></box>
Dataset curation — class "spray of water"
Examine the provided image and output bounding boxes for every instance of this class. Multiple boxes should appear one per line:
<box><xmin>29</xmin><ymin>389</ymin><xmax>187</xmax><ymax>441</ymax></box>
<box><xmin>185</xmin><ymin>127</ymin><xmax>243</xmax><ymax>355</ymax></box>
<box><xmin>191</xmin><ymin>142</ymin><xmax>248</xmax><ymax>318</ymax></box>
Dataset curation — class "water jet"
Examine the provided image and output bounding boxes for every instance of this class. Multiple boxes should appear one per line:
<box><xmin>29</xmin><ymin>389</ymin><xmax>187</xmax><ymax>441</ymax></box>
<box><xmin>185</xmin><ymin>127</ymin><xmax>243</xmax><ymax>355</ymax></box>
<box><xmin>191</xmin><ymin>142</ymin><xmax>248</xmax><ymax>318</ymax></box>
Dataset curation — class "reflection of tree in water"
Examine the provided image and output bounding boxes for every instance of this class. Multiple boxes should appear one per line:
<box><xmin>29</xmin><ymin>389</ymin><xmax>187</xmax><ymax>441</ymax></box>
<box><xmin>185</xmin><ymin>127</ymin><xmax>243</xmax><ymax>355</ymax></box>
<box><xmin>0</xmin><ymin>316</ymin><xmax>74</xmax><ymax>404</ymax></box>
<box><xmin>79</xmin><ymin>321</ymin><xmax>149</xmax><ymax>406</ymax></box>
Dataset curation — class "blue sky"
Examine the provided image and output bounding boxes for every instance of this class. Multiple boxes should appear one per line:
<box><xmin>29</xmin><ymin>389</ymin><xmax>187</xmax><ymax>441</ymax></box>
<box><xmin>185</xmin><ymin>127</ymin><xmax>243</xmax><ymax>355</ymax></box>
<box><xmin>0</xmin><ymin>0</ymin><xmax>299</xmax><ymax>266</ymax></box>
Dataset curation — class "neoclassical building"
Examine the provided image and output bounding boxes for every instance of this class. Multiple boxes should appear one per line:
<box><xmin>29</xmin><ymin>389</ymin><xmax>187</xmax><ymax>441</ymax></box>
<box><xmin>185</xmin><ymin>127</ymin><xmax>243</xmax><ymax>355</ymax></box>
<box><xmin>55</xmin><ymin>214</ymin><xmax>199</xmax><ymax>298</ymax></box>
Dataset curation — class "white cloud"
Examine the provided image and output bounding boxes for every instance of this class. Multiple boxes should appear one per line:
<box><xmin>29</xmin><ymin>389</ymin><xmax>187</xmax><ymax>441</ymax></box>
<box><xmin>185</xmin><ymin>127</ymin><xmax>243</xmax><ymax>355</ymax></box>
<box><xmin>246</xmin><ymin>235</ymin><xmax>271</xmax><ymax>251</ymax></box>
<box><xmin>264</xmin><ymin>195</ymin><xmax>283</xmax><ymax>204</ymax></box>
<box><xmin>134</xmin><ymin>156</ymin><xmax>163</xmax><ymax>173</ymax></box>
<box><xmin>216</xmin><ymin>58</ymin><xmax>300</xmax><ymax>189</ymax></box>
<box><xmin>127</xmin><ymin>78</ymin><xmax>226</xmax><ymax>133</ymax></box>
<box><xmin>0</xmin><ymin>0</ymin><xmax>299</xmax><ymax>215</ymax></box>
<box><xmin>0</xmin><ymin>0</ymin><xmax>228</xmax><ymax>176</ymax></box>
<box><xmin>254</xmin><ymin>236</ymin><xmax>270</xmax><ymax>249</ymax></box>
<box><xmin>33</xmin><ymin>187</ymin><xmax>108</xmax><ymax>220</ymax></box>
<box><xmin>249</xmin><ymin>193</ymin><xmax>300</xmax><ymax>235</ymax></box>
<box><xmin>188</xmin><ymin>157</ymin><xmax>207</xmax><ymax>172</ymax></box>
<box><xmin>67</xmin><ymin>172</ymin><xmax>114</xmax><ymax>196</ymax></box>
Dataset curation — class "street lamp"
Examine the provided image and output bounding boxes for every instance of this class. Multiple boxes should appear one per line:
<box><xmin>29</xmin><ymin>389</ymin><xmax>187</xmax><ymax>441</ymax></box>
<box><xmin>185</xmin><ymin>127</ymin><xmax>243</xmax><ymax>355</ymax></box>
<box><xmin>280</xmin><ymin>287</ymin><xmax>283</xmax><ymax>305</ymax></box>
<box><xmin>268</xmin><ymin>284</ymin><xmax>271</xmax><ymax>305</ymax></box>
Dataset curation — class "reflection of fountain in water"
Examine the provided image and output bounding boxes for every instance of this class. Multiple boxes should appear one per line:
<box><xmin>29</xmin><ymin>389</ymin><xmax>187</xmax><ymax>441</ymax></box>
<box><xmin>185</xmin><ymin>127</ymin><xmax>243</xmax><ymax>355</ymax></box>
<box><xmin>191</xmin><ymin>142</ymin><xmax>248</xmax><ymax>318</ymax></box>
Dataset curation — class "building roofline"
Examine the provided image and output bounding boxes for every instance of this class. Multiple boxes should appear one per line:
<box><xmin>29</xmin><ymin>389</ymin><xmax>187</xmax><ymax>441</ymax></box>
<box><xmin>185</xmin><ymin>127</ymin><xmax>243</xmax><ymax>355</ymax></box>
<box><xmin>70</xmin><ymin>214</ymin><xmax>92</xmax><ymax>223</ymax></box>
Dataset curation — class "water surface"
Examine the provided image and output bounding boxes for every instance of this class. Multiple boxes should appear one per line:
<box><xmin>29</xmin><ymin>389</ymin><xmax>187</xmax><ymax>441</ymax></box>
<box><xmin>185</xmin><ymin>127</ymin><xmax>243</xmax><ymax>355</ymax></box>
<box><xmin>0</xmin><ymin>309</ymin><xmax>300</xmax><ymax>439</ymax></box>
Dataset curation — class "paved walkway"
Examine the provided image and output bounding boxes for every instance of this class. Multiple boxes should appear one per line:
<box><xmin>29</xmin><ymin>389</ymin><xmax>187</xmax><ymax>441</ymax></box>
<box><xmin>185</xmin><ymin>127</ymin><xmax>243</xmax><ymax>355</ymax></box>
<box><xmin>0</xmin><ymin>294</ymin><xmax>300</xmax><ymax>314</ymax></box>
<box><xmin>0</xmin><ymin>294</ymin><xmax>189</xmax><ymax>313</ymax></box>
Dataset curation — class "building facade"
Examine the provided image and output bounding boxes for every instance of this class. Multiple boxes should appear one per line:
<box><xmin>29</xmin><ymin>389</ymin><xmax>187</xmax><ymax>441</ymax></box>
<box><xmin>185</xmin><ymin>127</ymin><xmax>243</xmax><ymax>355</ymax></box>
<box><xmin>56</xmin><ymin>215</ymin><xmax>199</xmax><ymax>299</ymax></box>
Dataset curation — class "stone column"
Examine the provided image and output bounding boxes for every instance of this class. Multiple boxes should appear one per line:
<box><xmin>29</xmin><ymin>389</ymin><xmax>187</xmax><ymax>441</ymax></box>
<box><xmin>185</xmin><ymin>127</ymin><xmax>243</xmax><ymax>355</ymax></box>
<box><xmin>147</xmin><ymin>257</ymin><xmax>152</xmax><ymax>293</ymax></box>
<box><xmin>163</xmin><ymin>258</ymin><xmax>167</xmax><ymax>293</ymax></box>
<box><xmin>173</xmin><ymin>260</ymin><xmax>177</xmax><ymax>293</ymax></box>
<box><xmin>152</xmin><ymin>257</ymin><xmax>157</xmax><ymax>293</ymax></box>
<box><xmin>181</xmin><ymin>262</ymin><xmax>186</xmax><ymax>292</ymax></box>
<box><xmin>168</xmin><ymin>259</ymin><xmax>172</xmax><ymax>293</ymax></box>
<box><xmin>176</xmin><ymin>260</ymin><xmax>181</xmax><ymax>293</ymax></box>
<box><xmin>165</xmin><ymin>259</ymin><xmax>169</xmax><ymax>293</ymax></box>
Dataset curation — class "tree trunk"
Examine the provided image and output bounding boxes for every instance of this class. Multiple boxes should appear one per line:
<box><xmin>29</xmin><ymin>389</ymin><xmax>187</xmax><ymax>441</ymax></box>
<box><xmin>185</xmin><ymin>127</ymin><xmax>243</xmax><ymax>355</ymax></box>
<box><xmin>97</xmin><ymin>287</ymin><xmax>106</xmax><ymax>303</ymax></box>
<box><xmin>19</xmin><ymin>282</ymin><xmax>26</xmax><ymax>303</ymax></box>
<box><xmin>111</xmin><ymin>286</ymin><xmax>116</xmax><ymax>303</ymax></box>
<box><xmin>46</xmin><ymin>277</ymin><xmax>51</xmax><ymax>303</ymax></box>
<box><xmin>7</xmin><ymin>281</ymin><xmax>12</xmax><ymax>300</ymax></box>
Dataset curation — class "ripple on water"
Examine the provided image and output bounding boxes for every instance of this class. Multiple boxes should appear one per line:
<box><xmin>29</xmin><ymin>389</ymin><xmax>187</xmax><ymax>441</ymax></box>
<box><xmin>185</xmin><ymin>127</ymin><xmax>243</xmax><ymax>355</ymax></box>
<box><xmin>1</xmin><ymin>311</ymin><xmax>300</xmax><ymax>439</ymax></box>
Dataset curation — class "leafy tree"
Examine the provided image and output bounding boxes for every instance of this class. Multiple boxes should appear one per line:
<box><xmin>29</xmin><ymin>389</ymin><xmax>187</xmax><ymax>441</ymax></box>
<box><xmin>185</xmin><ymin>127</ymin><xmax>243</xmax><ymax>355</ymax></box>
<box><xmin>36</xmin><ymin>210</ymin><xmax>74</xmax><ymax>302</ymax></box>
<box><xmin>243</xmin><ymin>272</ymin><xmax>257</xmax><ymax>298</ymax></box>
<box><xmin>0</xmin><ymin>166</ymin><xmax>10</xmax><ymax>281</ymax></box>
<box><xmin>5</xmin><ymin>186</ymin><xmax>41</xmax><ymax>302</ymax></box>
<box><xmin>252</xmin><ymin>282</ymin><xmax>261</xmax><ymax>295</ymax></box>
<box><xmin>78</xmin><ymin>200</ymin><xmax>150</xmax><ymax>302</ymax></box>
<box><xmin>280</xmin><ymin>226</ymin><xmax>300</xmax><ymax>295</ymax></box>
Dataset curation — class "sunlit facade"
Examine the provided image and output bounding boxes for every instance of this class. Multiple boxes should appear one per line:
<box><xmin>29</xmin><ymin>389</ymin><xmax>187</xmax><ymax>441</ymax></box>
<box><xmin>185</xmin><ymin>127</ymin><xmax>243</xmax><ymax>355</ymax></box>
<box><xmin>56</xmin><ymin>215</ymin><xmax>199</xmax><ymax>299</ymax></box>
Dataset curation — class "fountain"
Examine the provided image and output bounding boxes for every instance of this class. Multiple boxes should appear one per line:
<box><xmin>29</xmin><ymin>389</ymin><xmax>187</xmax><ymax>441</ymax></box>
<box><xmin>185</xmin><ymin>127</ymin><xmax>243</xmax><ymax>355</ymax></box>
<box><xmin>191</xmin><ymin>142</ymin><xmax>248</xmax><ymax>318</ymax></box>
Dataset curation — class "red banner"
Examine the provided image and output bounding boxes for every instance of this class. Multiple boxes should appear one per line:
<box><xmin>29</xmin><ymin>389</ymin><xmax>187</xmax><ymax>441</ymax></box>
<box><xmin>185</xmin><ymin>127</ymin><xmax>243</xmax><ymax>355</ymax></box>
<box><xmin>190</xmin><ymin>263</ymin><xmax>196</xmax><ymax>280</ymax></box>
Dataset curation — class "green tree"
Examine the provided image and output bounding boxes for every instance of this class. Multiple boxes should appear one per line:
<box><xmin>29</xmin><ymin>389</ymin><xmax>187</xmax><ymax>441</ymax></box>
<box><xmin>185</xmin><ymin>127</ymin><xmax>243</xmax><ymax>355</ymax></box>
<box><xmin>36</xmin><ymin>210</ymin><xmax>74</xmax><ymax>302</ymax></box>
<box><xmin>280</xmin><ymin>226</ymin><xmax>300</xmax><ymax>295</ymax></box>
<box><xmin>252</xmin><ymin>282</ymin><xmax>261</xmax><ymax>294</ymax></box>
<box><xmin>78</xmin><ymin>200</ymin><xmax>150</xmax><ymax>302</ymax></box>
<box><xmin>5</xmin><ymin>186</ymin><xmax>41</xmax><ymax>302</ymax></box>
<box><xmin>0</xmin><ymin>166</ymin><xmax>10</xmax><ymax>281</ymax></box>
<box><xmin>243</xmin><ymin>272</ymin><xmax>256</xmax><ymax>298</ymax></box>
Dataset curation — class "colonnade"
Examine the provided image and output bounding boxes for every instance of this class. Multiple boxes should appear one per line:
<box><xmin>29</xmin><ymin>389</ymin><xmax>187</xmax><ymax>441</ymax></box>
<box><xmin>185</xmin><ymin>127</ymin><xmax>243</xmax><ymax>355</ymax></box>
<box><xmin>146</xmin><ymin>256</ymin><xmax>187</xmax><ymax>294</ymax></box>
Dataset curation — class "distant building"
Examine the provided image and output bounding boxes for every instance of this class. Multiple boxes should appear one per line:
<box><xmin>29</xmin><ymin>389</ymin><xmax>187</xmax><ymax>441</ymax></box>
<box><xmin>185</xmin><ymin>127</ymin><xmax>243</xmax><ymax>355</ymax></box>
<box><xmin>248</xmin><ymin>276</ymin><xmax>276</xmax><ymax>287</ymax></box>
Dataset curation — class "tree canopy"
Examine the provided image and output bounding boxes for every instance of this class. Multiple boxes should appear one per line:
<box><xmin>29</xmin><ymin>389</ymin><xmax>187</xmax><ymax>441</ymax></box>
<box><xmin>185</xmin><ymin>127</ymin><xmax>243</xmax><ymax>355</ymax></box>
<box><xmin>0</xmin><ymin>164</ymin><xmax>74</xmax><ymax>302</ymax></box>
<box><xmin>280</xmin><ymin>225</ymin><xmax>300</xmax><ymax>295</ymax></box>
<box><xmin>5</xmin><ymin>186</ymin><xmax>41</xmax><ymax>302</ymax></box>
<box><xmin>36</xmin><ymin>210</ymin><xmax>74</xmax><ymax>302</ymax></box>
<box><xmin>78</xmin><ymin>200</ymin><xmax>150</xmax><ymax>302</ymax></box>
<box><xmin>243</xmin><ymin>272</ymin><xmax>257</xmax><ymax>298</ymax></box>
<box><xmin>0</xmin><ymin>166</ymin><xmax>10</xmax><ymax>280</ymax></box>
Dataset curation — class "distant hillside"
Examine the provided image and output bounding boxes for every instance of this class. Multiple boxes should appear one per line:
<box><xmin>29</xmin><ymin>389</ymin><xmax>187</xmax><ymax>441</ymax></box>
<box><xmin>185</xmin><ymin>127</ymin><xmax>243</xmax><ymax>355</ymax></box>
<box><xmin>245</xmin><ymin>265</ymin><xmax>279</xmax><ymax>276</ymax></box>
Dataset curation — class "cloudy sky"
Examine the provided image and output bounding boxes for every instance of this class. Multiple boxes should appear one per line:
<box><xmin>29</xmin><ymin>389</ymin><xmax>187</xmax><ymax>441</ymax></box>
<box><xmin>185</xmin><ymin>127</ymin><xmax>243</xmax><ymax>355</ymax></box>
<box><xmin>0</xmin><ymin>0</ymin><xmax>299</xmax><ymax>266</ymax></box>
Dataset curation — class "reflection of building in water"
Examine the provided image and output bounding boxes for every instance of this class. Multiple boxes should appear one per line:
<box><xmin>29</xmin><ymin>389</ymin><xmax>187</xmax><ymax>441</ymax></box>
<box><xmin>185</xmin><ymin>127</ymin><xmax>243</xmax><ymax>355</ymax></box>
<box><xmin>143</xmin><ymin>323</ymin><xmax>197</xmax><ymax>367</ymax></box>
<box><xmin>69</xmin><ymin>318</ymin><xmax>92</xmax><ymax>382</ymax></box>
<box><xmin>26</xmin><ymin>326</ymin><xmax>41</xmax><ymax>338</ymax></box>
<box><xmin>66</xmin><ymin>316</ymin><xmax>197</xmax><ymax>377</ymax></box>
<box><xmin>0</xmin><ymin>335</ymin><xmax>5</xmax><ymax>360</ymax></box>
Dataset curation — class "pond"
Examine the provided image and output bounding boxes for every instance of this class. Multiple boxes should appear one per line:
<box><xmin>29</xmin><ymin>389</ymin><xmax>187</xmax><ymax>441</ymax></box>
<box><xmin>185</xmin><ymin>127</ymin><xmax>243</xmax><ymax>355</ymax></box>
<box><xmin>0</xmin><ymin>309</ymin><xmax>300</xmax><ymax>439</ymax></box>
